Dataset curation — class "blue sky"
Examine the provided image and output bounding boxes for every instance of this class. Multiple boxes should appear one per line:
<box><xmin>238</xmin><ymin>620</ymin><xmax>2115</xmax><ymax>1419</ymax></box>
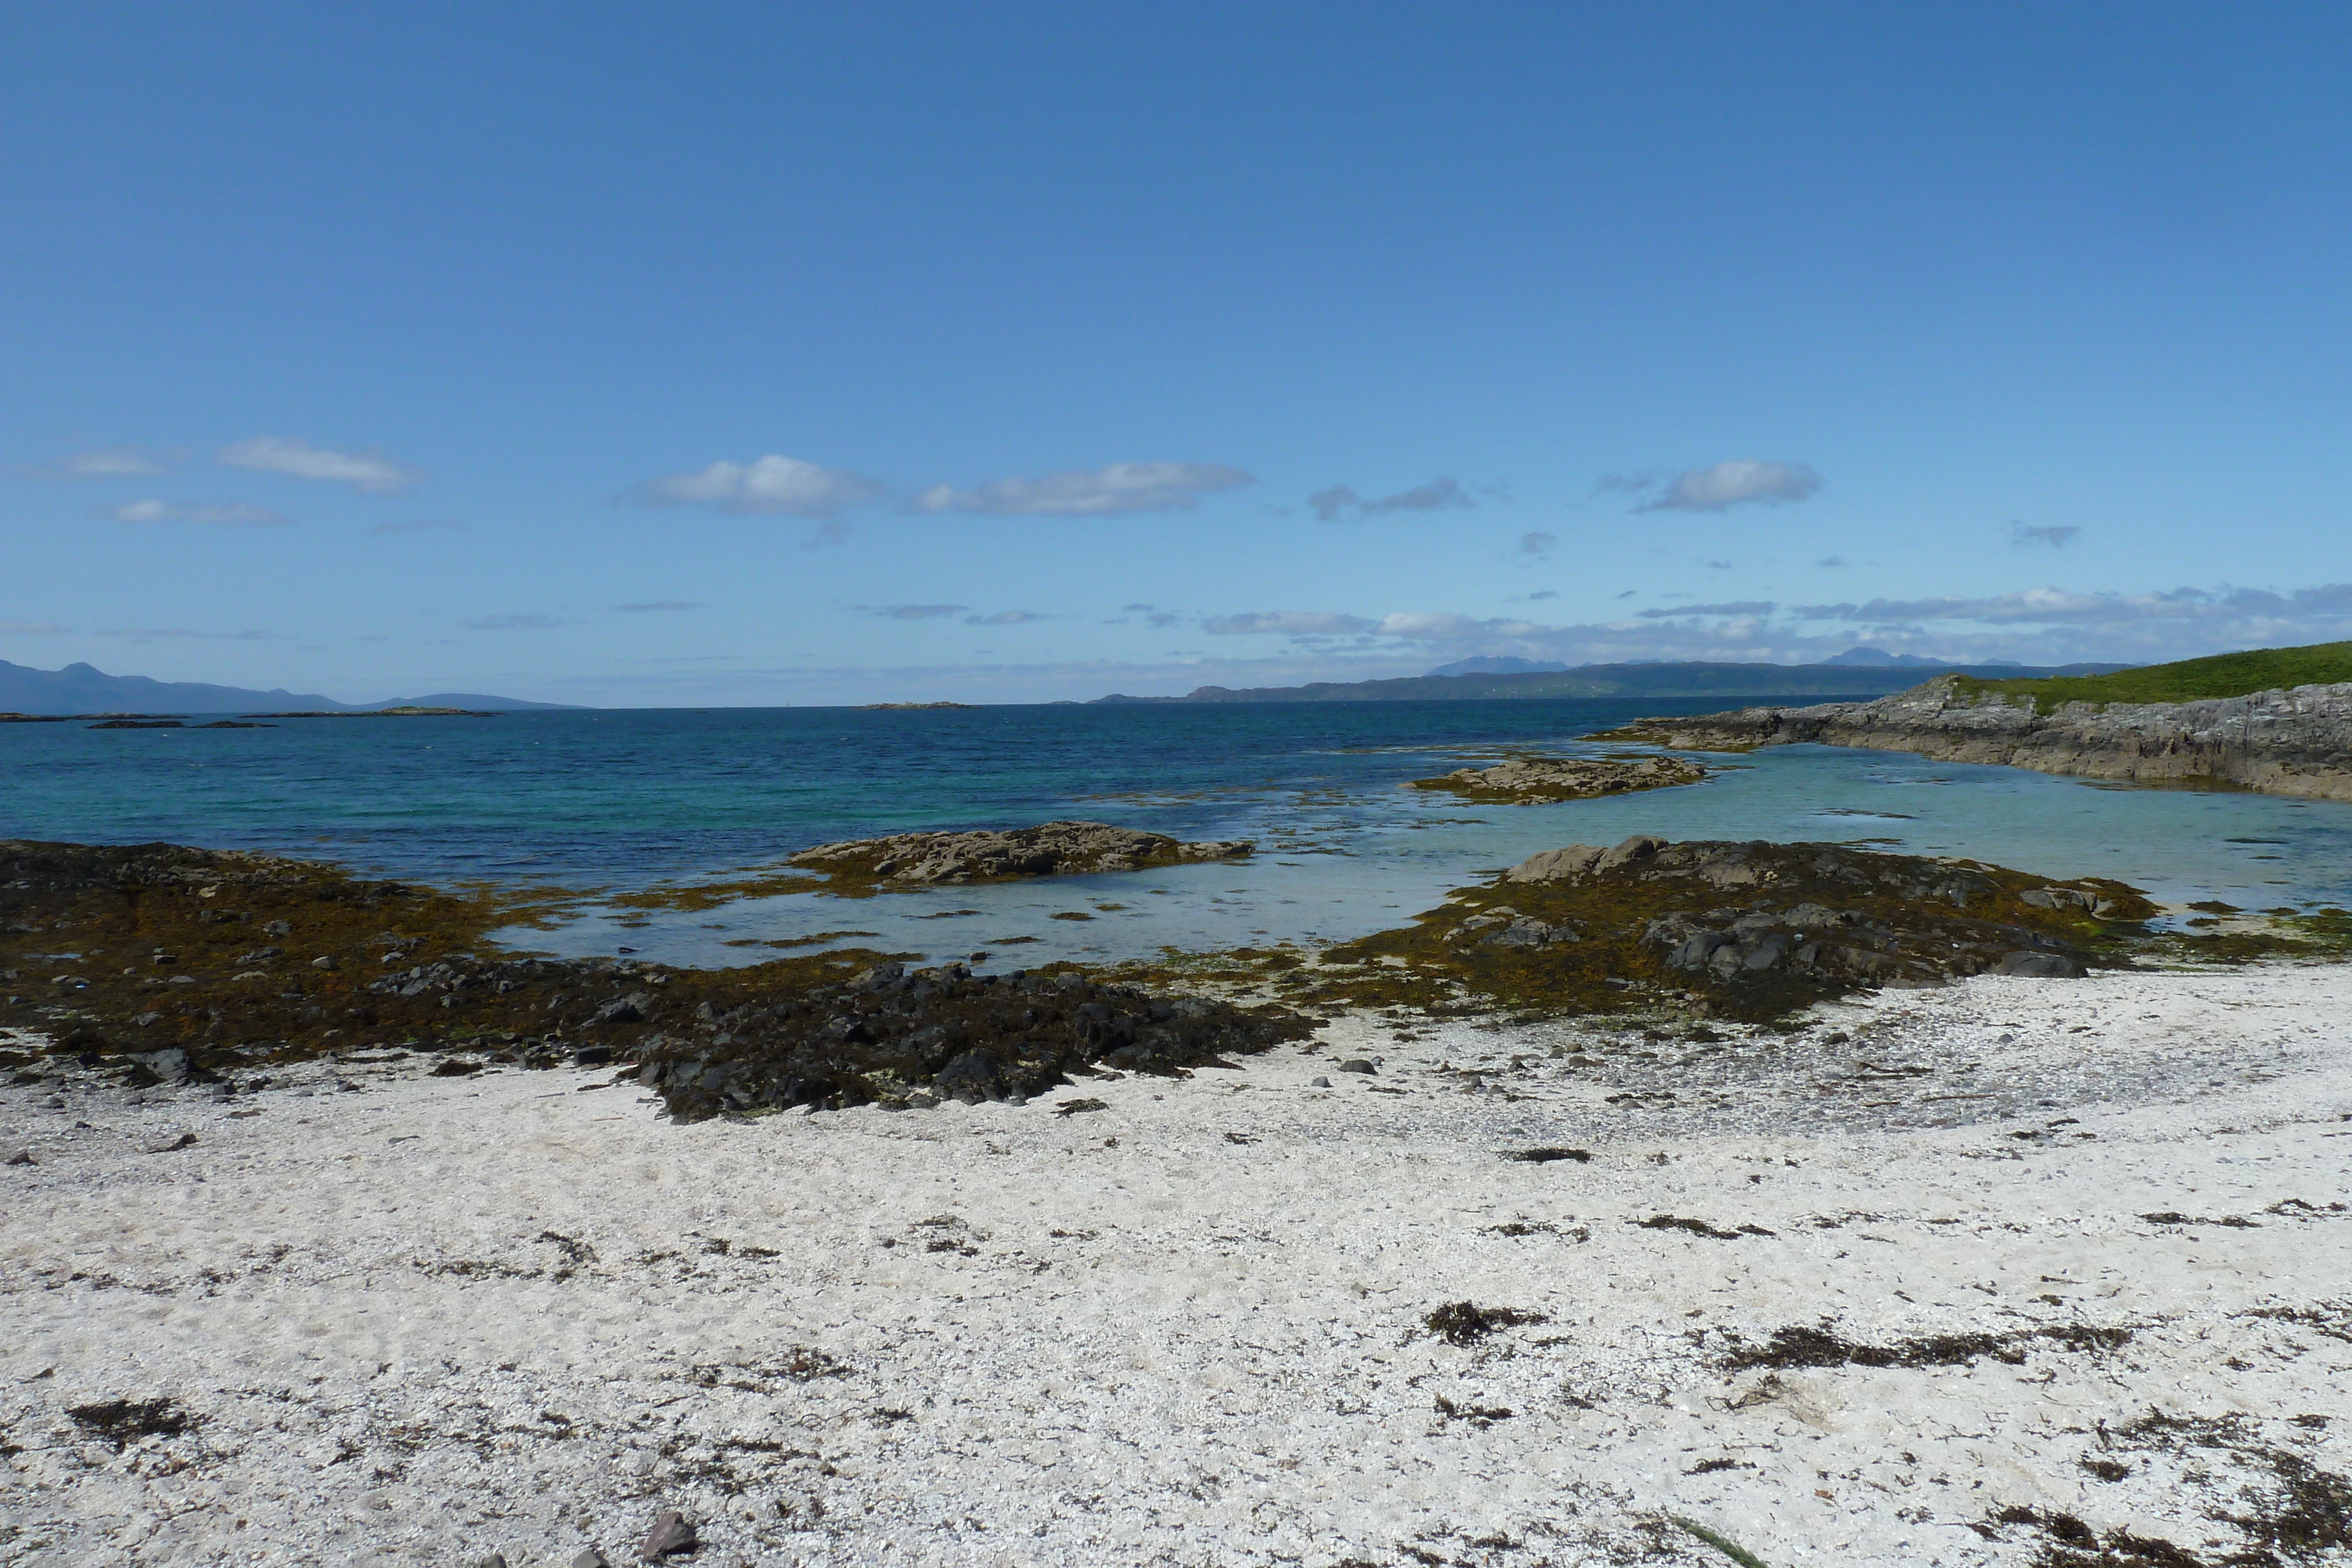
<box><xmin>6</xmin><ymin>2</ymin><xmax>2350</xmax><ymax>704</ymax></box>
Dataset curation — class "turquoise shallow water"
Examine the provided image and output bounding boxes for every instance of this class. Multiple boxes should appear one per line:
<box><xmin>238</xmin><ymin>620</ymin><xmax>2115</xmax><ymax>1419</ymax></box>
<box><xmin>5</xmin><ymin>699</ymin><xmax>2348</xmax><ymax>967</ymax></box>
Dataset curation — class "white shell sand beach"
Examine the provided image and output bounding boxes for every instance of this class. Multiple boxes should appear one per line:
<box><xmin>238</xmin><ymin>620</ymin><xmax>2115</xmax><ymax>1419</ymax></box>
<box><xmin>4</xmin><ymin>962</ymin><xmax>2348</xmax><ymax>1567</ymax></box>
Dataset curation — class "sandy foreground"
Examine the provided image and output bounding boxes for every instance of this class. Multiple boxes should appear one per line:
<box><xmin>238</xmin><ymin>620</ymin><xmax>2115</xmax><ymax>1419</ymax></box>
<box><xmin>2</xmin><ymin>962</ymin><xmax>2348</xmax><ymax>1567</ymax></box>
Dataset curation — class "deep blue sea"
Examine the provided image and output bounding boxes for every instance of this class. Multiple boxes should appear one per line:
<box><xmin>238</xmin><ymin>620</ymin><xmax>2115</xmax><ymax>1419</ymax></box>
<box><xmin>6</xmin><ymin>698</ymin><xmax>2348</xmax><ymax>967</ymax></box>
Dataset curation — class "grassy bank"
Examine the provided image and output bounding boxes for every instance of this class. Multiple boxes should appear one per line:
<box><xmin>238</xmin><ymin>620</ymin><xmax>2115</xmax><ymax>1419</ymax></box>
<box><xmin>1953</xmin><ymin>640</ymin><xmax>2352</xmax><ymax>715</ymax></box>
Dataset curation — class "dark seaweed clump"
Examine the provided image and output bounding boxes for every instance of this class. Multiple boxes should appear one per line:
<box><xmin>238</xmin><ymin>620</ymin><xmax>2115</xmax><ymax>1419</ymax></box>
<box><xmin>68</xmin><ymin>1398</ymin><xmax>199</xmax><ymax>1447</ymax></box>
<box><xmin>1424</xmin><ymin>1301</ymin><xmax>1550</xmax><ymax>1345</ymax></box>
<box><xmin>637</xmin><ymin>961</ymin><xmax>1312</xmax><ymax>1119</ymax></box>
<box><xmin>1723</xmin><ymin>1322</ymin><xmax>2132</xmax><ymax>1370</ymax></box>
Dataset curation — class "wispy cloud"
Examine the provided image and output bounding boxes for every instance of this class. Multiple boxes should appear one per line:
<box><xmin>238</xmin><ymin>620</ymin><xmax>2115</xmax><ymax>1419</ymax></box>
<box><xmin>805</xmin><ymin>520</ymin><xmax>854</xmax><ymax>549</ymax></box>
<box><xmin>459</xmin><ymin>613</ymin><xmax>562</xmax><ymax>630</ymax></box>
<box><xmin>109</xmin><ymin>499</ymin><xmax>292</xmax><ymax>526</ymax></box>
<box><xmin>1203</xmin><ymin>610</ymin><xmax>1381</xmax><ymax>636</ymax></box>
<box><xmin>1519</xmin><ymin>531</ymin><xmax>1556</xmax><ymax>559</ymax></box>
<box><xmin>372</xmin><ymin>517</ymin><xmax>463</xmax><ymax>535</ymax></box>
<box><xmin>95</xmin><ymin>626</ymin><xmax>273</xmax><ymax>643</ymax></box>
<box><xmin>965</xmin><ymin>610</ymin><xmax>1046</xmax><ymax>625</ymax></box>
<box><xmin>864</xmin><ymin>604</ymin><xmax>967</xmax><ymax>621</ymax></box>
<box><xmin>914</xmin><ymin>462</ymin><xmax>1252</xmax><ymax>517</ymax></box>
<box><xmin>1606</xmin><ymin>459</ymin><xmax>1824</xmax><ymax>513</ymax></box>
<box><xmin>2012</xmin><ymin>523</ymin><xmax>2082</xmax><ymax>549</ymax></box>
<box><xmin>219</xmin><ymin>435</ymin><xmax>423</xmax><ymax>494</ymax></box>
<box><xmin>614</xmin><ymin>600</ymin><xmax>703</xmax><ymax>613</ymax></box>
<box><xmin>0</xmin><ymin>620</ymin><xmax>68</xmax><ymax>634</ymax></box>
<box><xmin>16</xmin><ymin>445</ymin><xmax>185</xmax><ymax>480</ymax></box>
<box><xmin>1636</xmin><ymin>600</ymin><xmax>1777</xmax><ymax>619</ymax></box>
<box><xmin>1309</xmin><ymin>476</ymin><xmax>1475</xmax><ymax>521</ymax></box>
<box><xmin>634</xmin><ymin>454</ymin><xmax>886</xmax><ymax>517</ymax></box>
<box><xmin>1527</xmin><ymin>590</ymin><xmax>1559</xmax><ymax>601</ymax></box>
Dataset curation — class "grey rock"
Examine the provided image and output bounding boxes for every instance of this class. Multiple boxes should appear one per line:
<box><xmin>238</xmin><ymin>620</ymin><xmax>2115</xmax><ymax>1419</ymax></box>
<box><xmin>310</xmin><ymin>956</ymin><xmax>337</xmax><ymax>970</ymax></box>
<box><xmin>1993</xmin><ymin>950</ymin><xmax>2087</xmax><ymax>978</ymax></box>
<box><xmin>143</xmin><ymin>1131</ymin><xmax>198</xmax><ymax>1154</ymax></box>
<box><xmin>1337</xmin><ymin>1059</ymin><xmax>1377</xmax><ymax>1075</ymax></box>
<box><xmin>1310</xmin><ymin>1075</ymin><xmax>1332</xmax><ymax>1088</ymax></box>
<box><xmin>570</xmin><ymin>1551</ymin><xmax>612</xmax><ymax>1568</ymax></box>
<box><xmin>592</xmin><ymin>992</ymin><xmax>652</xmax><ymax>1025</ymax></box>
<box><xmin>634</xmin><ymin>1509</ymin><xmax>696</xmax><ymax>1559</ymax></box>
<box><xmin>4</xmin><ymin>1148</ymin><xmax>32</xmax><ymax>1166</ymax></box>
<box><xmin>262</xmin><ymin>920</ymin><xmax>292</xmax><ymax>937</ymax></box>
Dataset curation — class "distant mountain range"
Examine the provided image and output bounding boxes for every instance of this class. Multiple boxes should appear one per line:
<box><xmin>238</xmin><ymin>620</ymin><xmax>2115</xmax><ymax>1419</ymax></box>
<box><xmin>1095</xmin><ymin>654</ymin><xmax>2137</xmax><ymax>705</ymax></box>
<box><xmin>0</xmin><ymin>660</ymin><xmax>583</xmax><ymax>715</ymax></box>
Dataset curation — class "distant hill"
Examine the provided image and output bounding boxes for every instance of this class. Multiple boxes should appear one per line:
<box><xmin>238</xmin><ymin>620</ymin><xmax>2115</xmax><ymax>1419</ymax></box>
<box><xmin>1425</xmin><ymin>655</ymin><xmax>1573</xmax><ymax>677</ymax></box>
<box><xmin>1818</xmin><ymin>646</ymin><xmax>2027</xmax><ymax>669</ymax></box>
<box><xmin>0</xmin><ymin>659</ymin><xmax>583</xmax><ymax>716</ymax></box>
<box><xmin>1094</xmin><ymin>657</ymin><xmax>2137</xmax><ymax>705</ymax></box>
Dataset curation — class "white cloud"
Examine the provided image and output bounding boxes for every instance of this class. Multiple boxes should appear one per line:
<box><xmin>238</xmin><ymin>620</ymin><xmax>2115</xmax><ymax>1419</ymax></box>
<box><xmin>219</xmin><ymin>435</ymin><xmax>424</xmax><ymax>494</ymax></box>
<box><xmin>1626</xmin><ymin>460</ymin><xmax>1823</xmax><ymax>513</ymax></box>
<box><xmin>17</xmin><ymin>445</ymin><xmax>185</xmax><ymax>479</ymax></box>
<box><xmin>1202</xmin><ymin>610</ymin><xmax>1380</xmax><ymax>636</ymax></box>
<box><xmin>914</xmin><ymin>462</ymin><xmax>1252</xmax><ymax>517</ymax></box>
<box><xmin>109</xmin><ymin>500</ymin><xmax>293</xmax><ymax>526</ymax></box>
<box><xmin>636</xmin><ymin>454</ymin><xmax>886</xmax><ymax>518</ymax></box>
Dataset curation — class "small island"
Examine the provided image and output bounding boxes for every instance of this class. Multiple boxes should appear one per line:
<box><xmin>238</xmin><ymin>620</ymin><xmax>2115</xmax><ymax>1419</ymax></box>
<box><xmin>858</xmin><ymin>701</ymin><xmax>975</xmax><ymax>710</ymax></box>
<box><xmin>1408</xmin><ymin>753</ymin><xmax>1711</xmax><ymax>804</ymax></box>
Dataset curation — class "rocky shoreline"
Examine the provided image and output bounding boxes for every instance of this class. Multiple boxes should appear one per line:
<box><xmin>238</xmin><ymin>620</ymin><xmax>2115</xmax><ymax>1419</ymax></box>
<box><xmin>1595</xmin><ymin>673</ymin><xmax>2352</xmax><ymax>801</ymax></box>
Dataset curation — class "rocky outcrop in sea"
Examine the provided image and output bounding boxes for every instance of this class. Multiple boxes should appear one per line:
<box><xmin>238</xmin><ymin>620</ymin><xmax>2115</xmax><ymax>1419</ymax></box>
<box><xmin>789</xmin><ymin>821</ymin><xmax>1253</xmax><ymax>887</ymax></box>
<box><xmin>1597</xmin><ymin>674</ymin><xmax>2352</xmax><ymax>801</ymax></box>
<box><xmin>1408</xmin><ymin>754</ymin><xmax>1709</xmax><ymax>803</ymax></box>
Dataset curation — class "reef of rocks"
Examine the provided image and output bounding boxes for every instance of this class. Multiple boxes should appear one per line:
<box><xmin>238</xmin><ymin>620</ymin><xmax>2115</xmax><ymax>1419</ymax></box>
<box><xmin>787</xmin><ymin>820</ymin><xmax>1253</xmax><ymax>890</ymax></box>
<box><xmin>637</xmin><ymin>961</ymin><xmax>1312</xmax><ymax>1120</ymax></box>
<box><xmin>1322</xmin><ymin>835</ymin><xmax>2159</xmax><ymax>1021</ymax></box>
<box><xmin>0</xmin><ymin>840</ymin><xmax>1300</xmax><ymax>1110</ymax></box>
<box><xmin>1408</xmin><ymin>754</ymin><xmax>1709</xmax><ymax>804</ymax></box>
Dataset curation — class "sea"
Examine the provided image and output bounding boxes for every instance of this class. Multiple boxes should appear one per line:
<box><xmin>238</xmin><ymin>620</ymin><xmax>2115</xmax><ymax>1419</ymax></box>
<box><xmin>6</xmin><ymin>698</ymin><xmax>2350</xmax><ymax>969</ymax></box>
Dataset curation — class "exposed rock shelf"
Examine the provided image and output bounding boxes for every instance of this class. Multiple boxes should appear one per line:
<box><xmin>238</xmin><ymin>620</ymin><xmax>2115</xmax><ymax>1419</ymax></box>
<box><xmin>1327</xmin><ymin>834</ymin><xmax>2157</xmax><ymax>1021</ymax></box>
<box><xmin>0</xmin><ymin>840</ymin><xmax>1298</xmax><ymax>1112</ymax></box>
<box><xmin>1594</xmin><ymin>674</ymin><xmax>2352</xmax><ymax>801</ymax></box>
<box><xmin>788</xmin><ymin>820</ymin><xmax>1253</xmax><ymax>889</ymax></box>
<box><xmin>1409</xmin><ymin>753</ymin><xmax>1709</xmax><ymax>804</ymax></box>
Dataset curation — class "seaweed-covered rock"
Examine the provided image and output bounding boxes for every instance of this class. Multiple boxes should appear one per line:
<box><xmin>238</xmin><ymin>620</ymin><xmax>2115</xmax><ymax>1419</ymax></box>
<box><xmin>789</xmin><ymin>821</ymin><xmax>1252</xmax><ymax>888</ymax></box>
<box><xmin>634</xmin><ymin>963</ymin><xmax>1311</xmax><ymax>1120</ymax></box>
<box><xmin>1331</xmin><ymin>835</ymin><xmax>2154</xmax><ymax>1021</ymax></box>
<box><xmin>1409</xmin><ymin>754</ymin><xmax>1709</xmax><ymax>804</ymax></box>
